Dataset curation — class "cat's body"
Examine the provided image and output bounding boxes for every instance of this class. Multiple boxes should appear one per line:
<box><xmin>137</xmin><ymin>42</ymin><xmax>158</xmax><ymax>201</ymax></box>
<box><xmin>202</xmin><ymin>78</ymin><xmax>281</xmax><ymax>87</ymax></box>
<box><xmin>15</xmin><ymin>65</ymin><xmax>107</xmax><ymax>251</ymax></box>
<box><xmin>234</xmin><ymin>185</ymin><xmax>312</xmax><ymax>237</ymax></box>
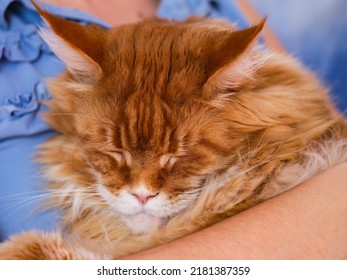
<box><xmin>0</xmin><ymin>4</ymin><xmax>347</xmax><ymax>259</ymax></box>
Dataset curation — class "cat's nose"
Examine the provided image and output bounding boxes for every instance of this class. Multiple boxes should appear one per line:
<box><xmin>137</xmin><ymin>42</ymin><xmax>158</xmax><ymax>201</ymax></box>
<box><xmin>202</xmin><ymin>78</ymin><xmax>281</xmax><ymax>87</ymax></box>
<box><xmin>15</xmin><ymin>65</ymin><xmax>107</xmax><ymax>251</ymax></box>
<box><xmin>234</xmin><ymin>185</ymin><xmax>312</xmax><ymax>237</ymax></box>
<box><xmin>131</xmin><ymin>191</ymin><xmax>159</xmax><ymax>205</ymax></box>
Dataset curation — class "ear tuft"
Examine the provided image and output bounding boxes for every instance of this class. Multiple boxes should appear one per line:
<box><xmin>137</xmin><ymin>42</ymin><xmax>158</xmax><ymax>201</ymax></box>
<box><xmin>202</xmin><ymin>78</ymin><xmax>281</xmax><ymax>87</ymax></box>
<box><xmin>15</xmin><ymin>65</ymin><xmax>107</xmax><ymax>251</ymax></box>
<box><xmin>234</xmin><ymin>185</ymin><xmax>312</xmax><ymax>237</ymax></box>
<box><xmin>204</xmin><ymin>19</ymin><xmax>268</xmax><ymax>93</ymax></box>
<box><xmin>32</xmin><ymin>0</ymin><xmax>106</xmax><ymax>83</ymax></box>
<box><xmin>207</xmin><ymin>47</ymin><xmax>271</xmax><ymax>93</ymax></box>
<box><xmin>38</xmin><ymin>27</ymin><xmax>102</xmax><ymax>83</ymax></box>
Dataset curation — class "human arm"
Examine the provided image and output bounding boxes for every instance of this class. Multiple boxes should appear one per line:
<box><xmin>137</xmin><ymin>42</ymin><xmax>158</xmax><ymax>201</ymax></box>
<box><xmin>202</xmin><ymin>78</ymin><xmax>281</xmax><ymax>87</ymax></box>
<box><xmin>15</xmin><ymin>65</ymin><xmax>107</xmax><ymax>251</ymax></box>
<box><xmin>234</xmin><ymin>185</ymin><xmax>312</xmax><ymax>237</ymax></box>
<box><xmin>124</xmin><ymin>162</ymin><xmax>347</xmax><ymax>259</ymax></box>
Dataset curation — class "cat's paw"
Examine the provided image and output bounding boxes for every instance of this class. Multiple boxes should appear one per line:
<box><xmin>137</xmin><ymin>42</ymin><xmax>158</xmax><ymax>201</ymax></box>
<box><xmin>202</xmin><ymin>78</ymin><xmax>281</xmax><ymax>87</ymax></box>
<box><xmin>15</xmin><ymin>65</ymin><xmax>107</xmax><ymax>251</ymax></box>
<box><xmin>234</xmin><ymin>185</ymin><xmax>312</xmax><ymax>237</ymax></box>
<box><xmin>0</xmin><ymin>231</ymin><xmax>93</xmax><ymax>260</ymax></box>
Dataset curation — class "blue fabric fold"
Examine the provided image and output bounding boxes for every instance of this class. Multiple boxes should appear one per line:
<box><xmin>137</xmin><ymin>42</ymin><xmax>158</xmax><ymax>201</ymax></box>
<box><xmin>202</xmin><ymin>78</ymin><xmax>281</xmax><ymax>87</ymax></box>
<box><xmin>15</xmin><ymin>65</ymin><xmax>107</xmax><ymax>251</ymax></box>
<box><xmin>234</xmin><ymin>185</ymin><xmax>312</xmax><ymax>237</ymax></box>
<box><xmin>0</xmin><ymin>25</ymin><xmax>51</xmax><ymax>62</ymax></box>
<box><xmin>0</xmin><ymin>80</ymin><xmax>51</xmax><ymax>140</ymax></box>
<box><xmin>0</xmin><ymin>0</ymin><xmax>13</xmax><ymax>28</ymax></box>
<box><xmin>0</xmin><ymin>0</ymin><xmax>109</xmax><ymax>141</ymax></box>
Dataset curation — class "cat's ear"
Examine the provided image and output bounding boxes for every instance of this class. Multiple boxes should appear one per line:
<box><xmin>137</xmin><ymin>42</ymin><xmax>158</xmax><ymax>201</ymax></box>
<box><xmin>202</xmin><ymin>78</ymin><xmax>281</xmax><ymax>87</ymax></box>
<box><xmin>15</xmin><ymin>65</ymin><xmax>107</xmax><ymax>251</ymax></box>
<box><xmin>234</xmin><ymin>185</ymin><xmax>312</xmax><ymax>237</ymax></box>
<box><xmin>32</xmin><ymin>1</ymin><xmax>107</xmax><ymax>83</ymax></box>
<box><xmin>203</xmin><ymin>19</ymin><xmax>267</xmax><ymax>93</ymax></box>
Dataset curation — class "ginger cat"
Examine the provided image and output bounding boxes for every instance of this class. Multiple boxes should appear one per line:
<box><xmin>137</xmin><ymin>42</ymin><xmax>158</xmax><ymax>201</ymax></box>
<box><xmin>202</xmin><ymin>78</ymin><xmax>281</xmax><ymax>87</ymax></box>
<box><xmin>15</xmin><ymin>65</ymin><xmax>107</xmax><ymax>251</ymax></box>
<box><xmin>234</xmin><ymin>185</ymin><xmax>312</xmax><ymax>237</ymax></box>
<box><xmin>0</xmin><ymin>2</ymin><xmax>346</xmax><ymax>259</ymax></box>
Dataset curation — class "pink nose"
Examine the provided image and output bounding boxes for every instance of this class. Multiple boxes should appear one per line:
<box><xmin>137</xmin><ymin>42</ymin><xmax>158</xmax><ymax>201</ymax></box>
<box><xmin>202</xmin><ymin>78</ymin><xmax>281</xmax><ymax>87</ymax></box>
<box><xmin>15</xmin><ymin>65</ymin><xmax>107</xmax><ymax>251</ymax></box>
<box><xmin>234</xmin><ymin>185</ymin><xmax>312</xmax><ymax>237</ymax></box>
<box><xmin>131</xmin><ymin>192</ymin><xmax>159</xmax><ymax>205</ymax></box>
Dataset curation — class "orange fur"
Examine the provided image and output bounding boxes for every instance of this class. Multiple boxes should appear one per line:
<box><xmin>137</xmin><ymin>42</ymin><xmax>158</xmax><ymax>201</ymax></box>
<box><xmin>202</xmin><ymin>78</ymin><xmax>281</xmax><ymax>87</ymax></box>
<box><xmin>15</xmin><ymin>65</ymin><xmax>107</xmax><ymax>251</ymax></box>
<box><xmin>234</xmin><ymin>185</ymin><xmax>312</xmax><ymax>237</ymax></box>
<box><xmin>1</xmin><ymin>2</ymin><xmax>347</xmax><ymax>259</ymax></box>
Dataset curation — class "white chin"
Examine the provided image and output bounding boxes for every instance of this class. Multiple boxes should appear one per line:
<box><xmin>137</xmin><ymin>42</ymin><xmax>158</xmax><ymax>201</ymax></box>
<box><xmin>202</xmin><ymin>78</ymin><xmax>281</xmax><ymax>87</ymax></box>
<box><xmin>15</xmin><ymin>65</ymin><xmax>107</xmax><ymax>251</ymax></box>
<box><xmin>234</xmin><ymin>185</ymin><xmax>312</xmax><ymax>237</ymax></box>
<box><xmin>121</xmin><ymin>212</ymin><xmax>158</xmax><ymax>234</ymax></box>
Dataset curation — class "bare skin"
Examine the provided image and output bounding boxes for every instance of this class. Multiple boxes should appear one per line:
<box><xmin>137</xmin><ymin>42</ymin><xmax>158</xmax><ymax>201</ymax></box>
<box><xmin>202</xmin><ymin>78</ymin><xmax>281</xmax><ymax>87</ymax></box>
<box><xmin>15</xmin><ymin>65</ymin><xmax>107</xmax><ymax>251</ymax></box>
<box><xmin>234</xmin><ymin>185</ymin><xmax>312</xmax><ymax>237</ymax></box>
<box><xmin>41</xmin><ymin>0</ymin><xmax>159</xmax><ymax>26</ymax></box>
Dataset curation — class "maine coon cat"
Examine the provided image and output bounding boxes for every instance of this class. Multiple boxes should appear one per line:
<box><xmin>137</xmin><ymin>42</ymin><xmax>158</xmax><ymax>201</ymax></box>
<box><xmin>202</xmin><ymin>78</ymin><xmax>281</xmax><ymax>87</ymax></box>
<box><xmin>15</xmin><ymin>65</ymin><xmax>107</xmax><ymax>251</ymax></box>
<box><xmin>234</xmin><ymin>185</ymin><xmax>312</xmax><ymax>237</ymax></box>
<box><xmin>0</xmin><ymin>2</ymin><xmax>347</xmax><ymax>259</ymax></box>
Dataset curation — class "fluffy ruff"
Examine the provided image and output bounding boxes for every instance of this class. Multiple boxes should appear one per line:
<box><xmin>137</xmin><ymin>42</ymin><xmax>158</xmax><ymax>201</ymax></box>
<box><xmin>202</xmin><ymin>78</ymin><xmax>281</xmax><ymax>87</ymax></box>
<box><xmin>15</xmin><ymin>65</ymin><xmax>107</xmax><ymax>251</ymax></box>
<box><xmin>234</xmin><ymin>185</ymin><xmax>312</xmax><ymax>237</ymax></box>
<box><xmin>1</xmin><ymin>4</ymin><xmax>347</xmax><ymax>259</ymax></box>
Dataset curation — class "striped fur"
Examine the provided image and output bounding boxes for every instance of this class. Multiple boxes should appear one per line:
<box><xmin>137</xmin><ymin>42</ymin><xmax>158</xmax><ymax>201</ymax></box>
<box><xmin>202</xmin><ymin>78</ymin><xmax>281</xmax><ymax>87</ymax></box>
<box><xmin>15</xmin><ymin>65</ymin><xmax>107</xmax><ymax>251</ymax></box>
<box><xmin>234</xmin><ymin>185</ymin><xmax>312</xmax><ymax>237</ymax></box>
<box><xmin>1</xmin><ymin>5</ymin><xmax>347</xmax><ymax>259</ymax></box>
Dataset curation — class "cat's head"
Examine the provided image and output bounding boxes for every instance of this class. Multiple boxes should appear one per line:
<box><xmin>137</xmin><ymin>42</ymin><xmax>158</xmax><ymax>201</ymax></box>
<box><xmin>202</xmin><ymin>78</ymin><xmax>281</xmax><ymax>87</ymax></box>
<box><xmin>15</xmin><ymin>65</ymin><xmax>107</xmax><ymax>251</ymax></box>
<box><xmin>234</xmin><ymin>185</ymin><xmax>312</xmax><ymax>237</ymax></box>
<box><xmin>35</xmin><ymin>4</ymin><xmax>266</xmax><ymax>233</ymax></box>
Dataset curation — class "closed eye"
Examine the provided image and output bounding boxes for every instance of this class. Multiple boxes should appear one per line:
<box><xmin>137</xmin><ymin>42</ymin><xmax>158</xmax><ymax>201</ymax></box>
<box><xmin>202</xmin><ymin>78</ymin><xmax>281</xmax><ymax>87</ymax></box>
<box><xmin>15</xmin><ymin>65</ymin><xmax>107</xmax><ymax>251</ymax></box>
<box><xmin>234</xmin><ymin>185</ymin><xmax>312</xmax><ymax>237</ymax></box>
<box><xmin>160</xmin><ymin>154</ymin><xmax>177</xmax><ymax>169</ymax></box>
<box><xmin>106</xmin><ymin>150</ymin><xmax>132</xmax><ymax>166</ymax></box>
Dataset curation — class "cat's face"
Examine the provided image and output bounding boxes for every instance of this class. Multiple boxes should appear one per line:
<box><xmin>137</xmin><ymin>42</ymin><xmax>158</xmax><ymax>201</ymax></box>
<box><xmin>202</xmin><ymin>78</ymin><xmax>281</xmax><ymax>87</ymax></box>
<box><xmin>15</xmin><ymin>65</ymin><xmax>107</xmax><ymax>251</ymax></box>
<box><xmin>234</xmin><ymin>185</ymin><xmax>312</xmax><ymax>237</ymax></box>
<box><xmin>68</xmin><ymin>52</ymin><xmax>242</xmax><ymax>232</ymax></box>
<box><xmin>77</xmin><ymin>88</ymin><xmax>234</xmax><ymax>233</ymax></box>
<box><xmin>36</xmin><ymin>5</ymin><xmax>265</xmax><ymax>233</ymax></box>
